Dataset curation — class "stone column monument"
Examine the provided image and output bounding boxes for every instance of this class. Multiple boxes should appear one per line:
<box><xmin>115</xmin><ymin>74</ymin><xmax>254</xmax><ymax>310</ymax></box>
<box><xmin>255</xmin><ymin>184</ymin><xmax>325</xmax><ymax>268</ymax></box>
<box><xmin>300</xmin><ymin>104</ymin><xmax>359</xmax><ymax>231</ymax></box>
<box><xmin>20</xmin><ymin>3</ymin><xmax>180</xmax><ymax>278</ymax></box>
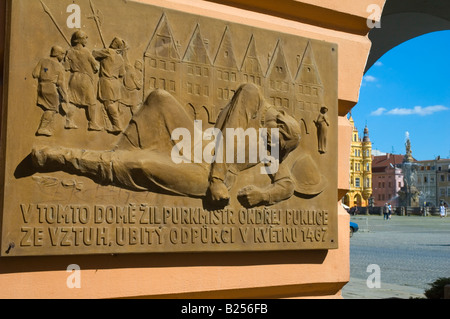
<box><xmin>398</xmin><ymin>134</ymin><xmax>420</xmax><ymax>208</ymax></box>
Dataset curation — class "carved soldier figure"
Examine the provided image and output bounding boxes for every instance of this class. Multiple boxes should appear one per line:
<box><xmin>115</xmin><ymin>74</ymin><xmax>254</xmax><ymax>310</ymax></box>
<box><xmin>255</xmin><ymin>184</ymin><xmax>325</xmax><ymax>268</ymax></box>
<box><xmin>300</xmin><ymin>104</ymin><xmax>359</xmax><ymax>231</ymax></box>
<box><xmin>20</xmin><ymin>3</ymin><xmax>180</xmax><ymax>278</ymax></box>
<box><xmin>65</xmin><ymin>31</ymin><xmax>102</xmax><ymax>131</ymax></box>
<box><xmin>32</xmin><ymin>45</ymin><xmax>68</xmax><ymax>136</ymax></box>
<box><xmin>93</xmin><ymin>37</ymin><xmax>127</xmax><ymax>134</ymax></box>
<box><xmin>31</xmin><ymin>84</ymin><xmax>302</xmax><ymax>207</ymax></box>
<box><xmin>120</xmin><ymin>59</ymin><xmax>143</xmax><ymax>115</ymax></box>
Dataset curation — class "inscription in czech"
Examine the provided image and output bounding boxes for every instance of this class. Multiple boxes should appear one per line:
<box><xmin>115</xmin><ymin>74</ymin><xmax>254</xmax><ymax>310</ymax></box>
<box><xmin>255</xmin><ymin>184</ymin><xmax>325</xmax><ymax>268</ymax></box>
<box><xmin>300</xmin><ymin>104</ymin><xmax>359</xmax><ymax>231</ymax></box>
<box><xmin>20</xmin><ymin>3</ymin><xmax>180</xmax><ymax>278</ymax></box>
<box><xmin>1</xmin><ymin>0</ymin><xmax>338</xmax><ymax>256</ymax></box>
<box><xmin>19</xmin><ymin>204</ymin><xmax>330</xmax><ymax>250</ymax></box>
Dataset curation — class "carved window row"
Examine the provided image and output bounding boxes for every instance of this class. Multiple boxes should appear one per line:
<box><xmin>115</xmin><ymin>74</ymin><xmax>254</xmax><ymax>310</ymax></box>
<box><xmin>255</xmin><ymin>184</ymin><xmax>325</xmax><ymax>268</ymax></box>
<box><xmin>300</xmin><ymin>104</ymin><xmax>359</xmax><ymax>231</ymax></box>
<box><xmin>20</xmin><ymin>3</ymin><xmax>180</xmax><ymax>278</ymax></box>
<box><xmin>243</xmin><ymin>74</ymin><xmax>262</xmax><ymax>86</ymax></box>
<box><xmin>187</xmin><ymin>82</ymin><xmax>209</xmax><ymax>97</ymax></box>
<box><xmin>149</xmin><ymin>77</ymin><xmax>176</xmax><ymax>92</ymax></box>
<box><xmin>296</xmin><ymin>101</ymin><xmax>318</xmax><ymax>111</ymax></box>
<box><xmin>187</xmin><ymin>65</ymin><xmax>210</xmax><ymax>77</ymax></box>
<box><xmin>270</xmin><ymin>97</ymin><xmax>289</xmax><ymax>108</ymax></box>
<box><xmin>217</xmin><ymin>70</ymin><xmax>237</xmax><ymax>82</ymax></box>
<box><xmin>297</xmin><ymin>85</ymin><xmax>319</xmax><ymax>96</ymax></box>
<box><xmin>217</xmin><ymin>88</ymin><xmax>236</xmax><ymax>100</ymax></box>
<box><xmin>148</xmin><ymin>58</ymin><xmax>177</xmax><ymax>72</ymax></box>
<box><xmin>270</xmin><ymin>80</ymin><xmax>289</xmax><ymax>92</ymax></box>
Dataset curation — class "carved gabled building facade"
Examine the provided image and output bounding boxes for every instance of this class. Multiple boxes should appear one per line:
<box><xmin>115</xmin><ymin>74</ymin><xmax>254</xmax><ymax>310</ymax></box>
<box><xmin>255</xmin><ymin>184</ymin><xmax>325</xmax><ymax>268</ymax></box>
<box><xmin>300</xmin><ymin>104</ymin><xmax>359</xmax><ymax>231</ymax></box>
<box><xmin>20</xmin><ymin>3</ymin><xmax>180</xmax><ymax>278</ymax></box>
<box><xmin>144</xmin><ymin>14</ymin><xmax>181</xmax><ymax>101</ymax></box>
<box><xmin>240</xmin><ymin>35</ymin><xmax>264</xmax><ymax>89</ymax></box>
<box><xmin>182</xmin><ymin>24</ymin><xmax>213</xmax><ymax>124</ymax></box>
<box><xmin>143</xmin><ymin>14</ymin><xmax>325</xmax><ymax>134</ymax></box>
<box><xmin>293</xmin><ymin>41</ymin><xmax>324</xmax><ymax>135</ymax></box>
<box><xmin>265</xmin><ymin>40</ymin><xmax>292</xmax><ymax>111</ymax></box>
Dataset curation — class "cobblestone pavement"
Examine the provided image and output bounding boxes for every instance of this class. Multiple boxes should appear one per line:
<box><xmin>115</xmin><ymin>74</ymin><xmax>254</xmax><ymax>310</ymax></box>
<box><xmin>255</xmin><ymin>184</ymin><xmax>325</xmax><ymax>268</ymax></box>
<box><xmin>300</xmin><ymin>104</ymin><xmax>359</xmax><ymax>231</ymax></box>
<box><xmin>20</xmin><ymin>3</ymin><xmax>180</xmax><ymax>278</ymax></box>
<box><xmin>342</xmin><ymin>215</ymin><xmax>450</xmax><ymax>299</ymax></box>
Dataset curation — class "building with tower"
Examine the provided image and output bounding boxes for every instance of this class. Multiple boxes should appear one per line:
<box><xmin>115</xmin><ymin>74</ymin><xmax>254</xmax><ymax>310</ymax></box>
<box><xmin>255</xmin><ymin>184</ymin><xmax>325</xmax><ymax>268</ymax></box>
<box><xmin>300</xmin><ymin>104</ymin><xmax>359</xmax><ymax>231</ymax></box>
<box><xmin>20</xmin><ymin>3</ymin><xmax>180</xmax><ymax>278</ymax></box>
<box><xmin>343</xmin><ymin>116</ymin><xmax>372</xmax><ymax>207</ymax></box>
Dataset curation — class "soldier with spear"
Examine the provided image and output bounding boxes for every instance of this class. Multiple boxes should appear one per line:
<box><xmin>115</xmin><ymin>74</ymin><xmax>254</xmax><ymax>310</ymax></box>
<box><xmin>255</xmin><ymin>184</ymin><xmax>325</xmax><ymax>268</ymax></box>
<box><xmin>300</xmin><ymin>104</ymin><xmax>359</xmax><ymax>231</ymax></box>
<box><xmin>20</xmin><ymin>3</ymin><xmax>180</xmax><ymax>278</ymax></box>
<box><xmin>65</xmin><ymin>30</ymin><xmax>103</xmax><ymax>131</ymax></box>
<box><xmin>40</xmin><ymin>0</ymin><xmax>103</xmax><ymax>131</ymax></box>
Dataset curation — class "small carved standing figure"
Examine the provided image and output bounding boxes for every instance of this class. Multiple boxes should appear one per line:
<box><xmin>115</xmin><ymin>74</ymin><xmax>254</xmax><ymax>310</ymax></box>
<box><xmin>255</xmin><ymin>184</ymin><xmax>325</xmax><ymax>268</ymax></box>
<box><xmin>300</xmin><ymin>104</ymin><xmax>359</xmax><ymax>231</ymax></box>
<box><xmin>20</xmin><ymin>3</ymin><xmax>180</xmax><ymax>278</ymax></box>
<box><xmin>32</xmin><ymin>45</ymin><xmax>68</xmax><ymax>137</ymax></box>
<box><xmin>93</xmin><ymin>37</ymin><xmax>127</xmax><ymax>134</ymax></box>
<box><xmin>315</xmin><ymin>106</ymin><xmax>329</xmax><ymax>154</ymax></box>
<box><xmin>65</xmin><ymin>31</ymin><xmax>102</xmax><ymax>131</ymax></box>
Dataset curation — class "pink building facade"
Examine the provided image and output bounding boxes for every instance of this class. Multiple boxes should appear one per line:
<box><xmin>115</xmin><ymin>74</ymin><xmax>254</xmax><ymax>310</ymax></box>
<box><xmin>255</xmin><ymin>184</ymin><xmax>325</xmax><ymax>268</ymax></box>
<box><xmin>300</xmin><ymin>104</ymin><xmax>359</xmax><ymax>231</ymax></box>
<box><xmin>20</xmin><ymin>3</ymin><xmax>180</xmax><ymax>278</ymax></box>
<box><xmin>372</xmin><ymin>154</ymin><xmax>405</xmax><ymax>207</ymax></box>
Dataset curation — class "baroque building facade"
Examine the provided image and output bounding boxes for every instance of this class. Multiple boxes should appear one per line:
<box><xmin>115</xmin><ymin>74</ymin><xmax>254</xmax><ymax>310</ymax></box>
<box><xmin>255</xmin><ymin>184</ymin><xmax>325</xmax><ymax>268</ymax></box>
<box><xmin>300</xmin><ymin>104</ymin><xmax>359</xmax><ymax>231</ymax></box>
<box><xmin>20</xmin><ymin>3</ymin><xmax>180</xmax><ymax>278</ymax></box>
<box><xmin>343</xmin><ymin>116</ymin><xmax>372</xmax><ymax>207</ymax></box>
<box><xmin>416</xmin><ymin>157</ymin><xmax>450</xmax><ymax>207</ymax></box>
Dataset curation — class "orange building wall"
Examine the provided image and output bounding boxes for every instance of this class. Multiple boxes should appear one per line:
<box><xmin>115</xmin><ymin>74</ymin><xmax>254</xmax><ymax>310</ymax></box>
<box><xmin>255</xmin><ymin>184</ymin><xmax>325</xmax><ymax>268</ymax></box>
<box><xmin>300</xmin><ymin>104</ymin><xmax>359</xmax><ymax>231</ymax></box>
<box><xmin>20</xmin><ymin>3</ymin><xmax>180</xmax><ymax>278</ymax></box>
<box><xmin>0</xmin><ymin>0</ymin><xmax>385</xmax><ymax>299</ymax></box>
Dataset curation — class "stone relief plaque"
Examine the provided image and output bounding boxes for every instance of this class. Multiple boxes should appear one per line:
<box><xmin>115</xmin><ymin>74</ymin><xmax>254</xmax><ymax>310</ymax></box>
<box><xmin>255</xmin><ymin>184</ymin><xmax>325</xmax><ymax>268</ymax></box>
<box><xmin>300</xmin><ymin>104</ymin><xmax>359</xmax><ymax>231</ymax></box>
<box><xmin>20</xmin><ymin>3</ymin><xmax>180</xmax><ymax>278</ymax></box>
<box><xmin>1</xmin><ymin>0</ymin><xmax>338</xmax><ymax>256</ymax></box>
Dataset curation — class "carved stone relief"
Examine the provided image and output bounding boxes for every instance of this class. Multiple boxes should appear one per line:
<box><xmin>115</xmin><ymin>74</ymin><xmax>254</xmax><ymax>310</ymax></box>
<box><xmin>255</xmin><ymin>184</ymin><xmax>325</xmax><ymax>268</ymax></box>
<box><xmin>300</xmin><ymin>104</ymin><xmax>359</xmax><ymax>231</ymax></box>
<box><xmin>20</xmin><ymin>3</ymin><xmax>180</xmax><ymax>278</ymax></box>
<box><xmin>1</xmin><ymin>0</ymin><xmax>338</xmax><ymax>256</ymax></box>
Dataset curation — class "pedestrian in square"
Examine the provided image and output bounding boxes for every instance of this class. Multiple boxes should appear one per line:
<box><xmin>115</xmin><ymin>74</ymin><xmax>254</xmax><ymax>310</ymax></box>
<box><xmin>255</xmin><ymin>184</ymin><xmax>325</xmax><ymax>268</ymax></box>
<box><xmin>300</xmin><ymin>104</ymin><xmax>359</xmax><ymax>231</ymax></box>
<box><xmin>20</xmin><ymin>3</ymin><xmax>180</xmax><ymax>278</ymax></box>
<box><xmin>440</xmin><ymin>203</ymin><xmax>447</xmax><ymax>218</ymax></box>
<box><xmin>383</xmin><ymin>203</ymin><xmax>389</xmax><ymax>220</ymax></box>
<box><xmin>388</xmin><ymin>202</ymin><xmax>392</xmax><ymax>220</ymax></box>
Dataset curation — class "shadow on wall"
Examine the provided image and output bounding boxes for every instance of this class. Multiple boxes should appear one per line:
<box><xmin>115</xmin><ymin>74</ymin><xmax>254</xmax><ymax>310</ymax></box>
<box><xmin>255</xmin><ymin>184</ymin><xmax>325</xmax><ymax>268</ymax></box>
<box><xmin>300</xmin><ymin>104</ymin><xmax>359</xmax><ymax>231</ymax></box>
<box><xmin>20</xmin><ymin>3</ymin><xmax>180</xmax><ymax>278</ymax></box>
<box><xmin>0</xmin><ymin>249</ymin><xmax>328</xmax><ymax>275</ymax></box>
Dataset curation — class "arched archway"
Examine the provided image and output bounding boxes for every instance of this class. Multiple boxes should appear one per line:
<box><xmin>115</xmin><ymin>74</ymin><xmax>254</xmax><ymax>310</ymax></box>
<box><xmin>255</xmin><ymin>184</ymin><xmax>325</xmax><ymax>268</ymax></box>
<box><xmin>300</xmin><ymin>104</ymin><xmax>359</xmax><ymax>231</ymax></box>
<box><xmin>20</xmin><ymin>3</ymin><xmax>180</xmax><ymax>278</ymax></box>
<box><xmin>357</xmin><ymin>1</ymin><xmax>450</xmax><ymax>208</ymax></box>
<box><xmin>366</xmin><ymin>0</ymin><xmax>450</xmax><ymax>72</ymax></box>
<box><xmin>343</xmin><ymin>194</ymin><xmax>350</xmax><ymax>207</ymax></box>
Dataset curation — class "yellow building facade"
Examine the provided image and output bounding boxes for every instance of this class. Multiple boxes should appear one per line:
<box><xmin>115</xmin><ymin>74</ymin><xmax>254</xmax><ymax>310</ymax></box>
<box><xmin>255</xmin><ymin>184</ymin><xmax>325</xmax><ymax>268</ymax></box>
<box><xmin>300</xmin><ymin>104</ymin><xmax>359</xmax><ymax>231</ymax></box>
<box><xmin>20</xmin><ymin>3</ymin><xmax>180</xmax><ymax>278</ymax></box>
<box><xmin>344</xmin><ymin>116</ymin><xmax>372</xmax><ymax>207</ymax></box>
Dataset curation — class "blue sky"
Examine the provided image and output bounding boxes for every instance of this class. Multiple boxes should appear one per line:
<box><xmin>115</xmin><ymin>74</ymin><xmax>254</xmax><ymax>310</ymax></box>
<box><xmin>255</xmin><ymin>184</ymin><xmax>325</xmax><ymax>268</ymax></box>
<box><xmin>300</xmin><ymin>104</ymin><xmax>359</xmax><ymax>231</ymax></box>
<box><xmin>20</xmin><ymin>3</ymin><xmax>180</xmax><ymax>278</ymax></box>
<box><xmin>350</xmin><ymin>30</ymin><xmax>450</xmax><ymax>161</ymax></box>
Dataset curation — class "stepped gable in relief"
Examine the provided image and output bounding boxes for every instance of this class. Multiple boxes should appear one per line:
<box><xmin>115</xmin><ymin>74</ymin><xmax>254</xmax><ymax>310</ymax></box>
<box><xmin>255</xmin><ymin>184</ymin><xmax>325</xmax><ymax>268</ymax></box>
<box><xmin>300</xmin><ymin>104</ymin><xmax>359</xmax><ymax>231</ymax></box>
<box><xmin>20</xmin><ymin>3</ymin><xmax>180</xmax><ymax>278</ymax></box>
<box><xmin>143</xmin><ymin>13</ymin><xmax>182</xmax><ymax>102</ymax></box>
<box><xmin>293</xmin><ymin>41</ymin><xmax>324</xmax><ymax>135</ymax></box>
<box><xmin>265</xmin><ymin>39</ymin><xmax>292</xmax><ymax>111</ymax></box>
<box><xmin>240</xmin><ymin>35</ymin><xmax>264</xmax><ymax>89</ymax></box>
<box><xmin>181</xmin><ymin>23</ymin><xmax>213</xmax><ymax>124</ymax></box>
<box><xmin>211</xmin><ymin>26</ymin><xmax>240</xmax><ymax>124</ymax></box>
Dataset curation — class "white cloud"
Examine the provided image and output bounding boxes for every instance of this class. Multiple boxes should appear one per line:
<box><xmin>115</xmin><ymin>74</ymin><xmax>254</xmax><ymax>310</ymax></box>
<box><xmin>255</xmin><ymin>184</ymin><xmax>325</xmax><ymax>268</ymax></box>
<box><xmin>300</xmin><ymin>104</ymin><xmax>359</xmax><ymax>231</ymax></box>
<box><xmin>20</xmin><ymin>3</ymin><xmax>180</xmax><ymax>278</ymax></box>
<box><xmin>370</xmin><ymin>107</ymin><xmax>387</xmax><ymax>116</ymax></box>
<box><xmin>386</xmin><ymin>105</ymin><xmax>448</xmax><ymax>116</ymax></box>
<box><xmin>363</xmin><ymin>75</ymin><xmax>377</xmax><ymax>82</ymax></box>
<box><xmin>374</xmin><ymin>61</ymin><xmax>383</xmax><ymax>67</ymax></box>
<box><xmin>370</xmin><ymin>105</ymin><xmax>448</xmax><ymax>117</ymax></box>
